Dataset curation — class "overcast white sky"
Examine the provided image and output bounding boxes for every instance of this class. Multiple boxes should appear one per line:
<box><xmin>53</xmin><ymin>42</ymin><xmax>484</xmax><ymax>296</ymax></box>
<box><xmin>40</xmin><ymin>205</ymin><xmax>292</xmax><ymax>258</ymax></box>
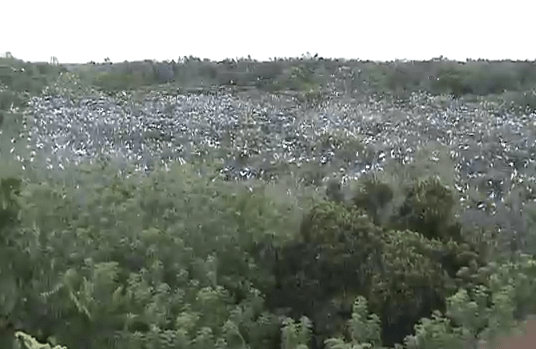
<box><xmin>2</xmin><ymin>0</ymin><xmax>534</xmax><ymax>63</ymax></box>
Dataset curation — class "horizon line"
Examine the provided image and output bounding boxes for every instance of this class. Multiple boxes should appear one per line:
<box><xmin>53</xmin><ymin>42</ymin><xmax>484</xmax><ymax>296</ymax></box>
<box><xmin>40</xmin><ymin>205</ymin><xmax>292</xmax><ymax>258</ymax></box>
<box><xmin>2</xmin><ymin>52</ymin><xmax>536</xmax><ymax>65</ymax></box>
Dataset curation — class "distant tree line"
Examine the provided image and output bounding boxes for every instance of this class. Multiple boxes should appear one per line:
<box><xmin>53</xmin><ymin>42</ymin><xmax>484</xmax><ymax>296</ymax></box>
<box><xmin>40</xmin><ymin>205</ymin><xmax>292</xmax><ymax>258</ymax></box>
<box><xmin>70</xmin><ymin>56</ymin><xmax>536</xmax><ymax>99</ymax></box>
<box><xmin>3</xmin><ymin>53</ymin><xmax>536</xmax><ymax>106</ymax></box>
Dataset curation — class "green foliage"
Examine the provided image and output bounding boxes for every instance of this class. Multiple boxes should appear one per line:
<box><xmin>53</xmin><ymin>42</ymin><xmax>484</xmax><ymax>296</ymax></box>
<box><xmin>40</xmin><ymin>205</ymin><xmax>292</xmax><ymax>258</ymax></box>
<box><xmin>93</xmin><ymin>71</ymin><xmax>142</xmax><ymax>92</ymax></box>
<box><xmin>2</xmin><ymin>162</ymin><xmax>307</xmax><ymax>349</ymax></box>
<box><xmin>43</xmin><ymin>73</ymin><xmax>99</xmax><ymax>99</ymax></box>
<box><xmin>352</xmin><ymin>175</ymin><xmax>394</xmax><ymax>225</ymax></box>
<box><xmin>4</xmin><ymin>54</ymin><xmax>536</xmax><ymax>105</ymax></box>
<box><xmin>13</xmin><ymin>331</ymin><xmax>67</xmax><ymax>349</ymax></box>
<box><xmin>324</xmin><ymin>297</ymin><xmax>382</xmax><ymax>349</ymax></box>
<box><xmin>403</xmin><ymin>311</ymin><xmax>466</xmax><ymax>349</ymax></box>
<box><xmin>0</xmin><ymin>177</ymin><xmax>23</xmax><ymax>320</ymax></box>
<box><xmin>0</xmin><ymin>56</ymin><xmax>65</xmax><ymax>95</ymax></box>
<box><xmin>1</xmin><ymin>144</ymin><xmax>531</xmax><ymax>349</ymax></box>
<box><xmin>274</xmin><ymin>174</ymin><xmax>498</xmax><ymax>346</ymax></box>
<box><xmin>502</xmin><ymin>89</ymin><xmax>536</xmax><ymax>113</ymax></box>
<box><xmin>0</xmin><ymin>176</ymin><xmax>21</xmax><ymax>230</ymax></box>
<box><xmin>371</xmin><ymin>229</ymin><xmax>448</xmax><ymax>321</ymax></box>
<box><xmin>0</xmin><ymin>90</ymin><xmax>25</xmax><ymax>111</ymax></box>
<box><xmin>394</xmin><ymin>177</ymin><xmax>462</xmax><ymax>243</ymax></box>
<box><xmin>3</xmin><ymin>52</ymin><xmax>536</xmax><ymax>349</ymax></box>
<box><xmin>281</xmin><ymin>317</ymin><xmax>313</xmax><ymax>349</ymax></box>
<box><xmin>1</xmin><ymin>155</ymin><xmax>535</xmax><ymax>349</ymax></box>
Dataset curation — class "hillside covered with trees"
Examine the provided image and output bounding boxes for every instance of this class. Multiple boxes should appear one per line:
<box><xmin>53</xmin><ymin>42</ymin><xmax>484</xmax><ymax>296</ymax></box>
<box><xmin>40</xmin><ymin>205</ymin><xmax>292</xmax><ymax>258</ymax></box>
<box><xmin>1</xmin><ymin>53</ymin><xmax>536</xmax><ymax>349</ymax></box>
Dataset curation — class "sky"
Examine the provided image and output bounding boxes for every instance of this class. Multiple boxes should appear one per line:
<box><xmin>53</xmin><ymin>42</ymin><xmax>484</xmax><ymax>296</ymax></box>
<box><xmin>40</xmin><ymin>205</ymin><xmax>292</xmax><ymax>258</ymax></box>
<box><xmin>2</xmin><ymin>0</ymin><xmax>535</xmax><ymax>64</ymax></box>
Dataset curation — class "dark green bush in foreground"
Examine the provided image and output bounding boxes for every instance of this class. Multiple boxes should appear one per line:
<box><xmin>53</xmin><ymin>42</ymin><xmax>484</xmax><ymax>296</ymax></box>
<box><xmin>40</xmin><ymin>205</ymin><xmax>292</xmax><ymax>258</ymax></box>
<box><xmin>1</xmin><ymin>161</ymin><xmax>535</xmax><ymax>349</ymax></box>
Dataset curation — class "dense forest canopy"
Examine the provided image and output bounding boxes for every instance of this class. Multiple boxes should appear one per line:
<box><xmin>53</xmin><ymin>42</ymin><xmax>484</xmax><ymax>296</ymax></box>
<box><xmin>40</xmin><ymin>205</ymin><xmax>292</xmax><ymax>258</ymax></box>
<box><xmin>1</xmin><ymin>53</ymin><xmax>536</xmax><ymax>349</ymax></box>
